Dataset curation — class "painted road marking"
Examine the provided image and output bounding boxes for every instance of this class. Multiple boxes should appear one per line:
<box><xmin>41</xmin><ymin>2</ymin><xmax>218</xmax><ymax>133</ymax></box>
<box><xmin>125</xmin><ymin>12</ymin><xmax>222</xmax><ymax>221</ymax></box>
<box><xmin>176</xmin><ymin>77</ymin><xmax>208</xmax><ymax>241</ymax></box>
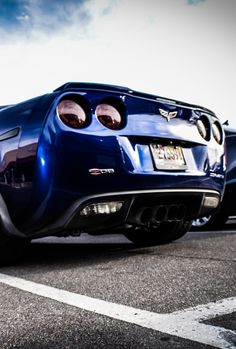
<box><xmin>0</xmin><ymin>273</ymin><xmax>235</xmax><ymax>349</ymax></box>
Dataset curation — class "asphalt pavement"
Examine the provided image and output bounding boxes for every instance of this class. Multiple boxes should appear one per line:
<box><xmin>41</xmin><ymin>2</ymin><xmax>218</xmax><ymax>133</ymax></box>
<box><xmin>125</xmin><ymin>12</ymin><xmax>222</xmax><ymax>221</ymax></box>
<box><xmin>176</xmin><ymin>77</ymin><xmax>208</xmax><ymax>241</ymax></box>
<box><xmin>0</xmin><ymin>225</ymin><xmax>235</xmax><ymax>349</ymax></box>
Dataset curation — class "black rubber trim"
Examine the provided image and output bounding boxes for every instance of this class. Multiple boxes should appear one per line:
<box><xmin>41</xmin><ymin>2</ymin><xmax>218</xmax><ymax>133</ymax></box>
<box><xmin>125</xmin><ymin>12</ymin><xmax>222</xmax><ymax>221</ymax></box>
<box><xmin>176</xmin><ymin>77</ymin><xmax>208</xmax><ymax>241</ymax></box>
<box><xmin>0</xmin><ymin>195</ymin><xmax>25</xmax><ymax>238</ymax></box>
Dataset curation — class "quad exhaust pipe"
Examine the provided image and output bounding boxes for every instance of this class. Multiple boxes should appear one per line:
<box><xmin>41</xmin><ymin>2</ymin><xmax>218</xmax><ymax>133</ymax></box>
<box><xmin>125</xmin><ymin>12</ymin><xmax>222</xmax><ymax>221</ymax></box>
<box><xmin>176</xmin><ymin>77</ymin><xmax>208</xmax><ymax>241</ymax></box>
<box><xmin>129</xmin><ymin>204</ymin><xmax>186</xmax><ymax>226</ymax></box>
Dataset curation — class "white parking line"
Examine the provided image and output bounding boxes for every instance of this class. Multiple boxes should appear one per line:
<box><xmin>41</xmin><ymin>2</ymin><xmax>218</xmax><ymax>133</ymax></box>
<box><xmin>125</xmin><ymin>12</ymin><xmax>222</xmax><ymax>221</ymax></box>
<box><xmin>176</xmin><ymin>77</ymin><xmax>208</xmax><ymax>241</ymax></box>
<box><xmin>0</xmin><ymin>273</ymin><xmax>235</xmax><ymax>349</ymax></box>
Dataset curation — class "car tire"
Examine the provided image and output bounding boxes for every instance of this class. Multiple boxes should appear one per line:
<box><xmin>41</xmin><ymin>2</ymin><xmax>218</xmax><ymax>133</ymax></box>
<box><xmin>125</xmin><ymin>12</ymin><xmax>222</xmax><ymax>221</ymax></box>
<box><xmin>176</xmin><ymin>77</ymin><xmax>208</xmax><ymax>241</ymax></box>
<box><xmin>124</xmin><ymin>220</ymin><xmax>192</xmax><ymax>246</ymax></box>
<box><xmin>191</xmin><ymin>212</ymin><xmax>228</xmax><ymax>231</ymax></box>
<box><xmin>0</xmin><ymin>231</ymin><xmax>28</xmax><ymax>265</ymax></box>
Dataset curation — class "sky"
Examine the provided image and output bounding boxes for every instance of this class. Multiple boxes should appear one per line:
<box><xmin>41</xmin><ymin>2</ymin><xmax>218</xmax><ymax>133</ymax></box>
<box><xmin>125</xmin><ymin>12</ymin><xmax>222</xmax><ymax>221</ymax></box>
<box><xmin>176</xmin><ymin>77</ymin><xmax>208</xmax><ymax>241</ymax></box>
<box><xmin>0</xmin><ymin>0</ymin><xmax>235</xmax><ymax>127</ymax></box>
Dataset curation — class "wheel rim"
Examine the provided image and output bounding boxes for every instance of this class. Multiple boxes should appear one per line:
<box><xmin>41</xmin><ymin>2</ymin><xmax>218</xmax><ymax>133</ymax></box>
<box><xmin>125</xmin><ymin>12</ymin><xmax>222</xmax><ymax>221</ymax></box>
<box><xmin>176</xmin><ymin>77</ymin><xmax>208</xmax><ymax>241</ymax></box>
<box><xmin>192</xmin><ymin>216</ymin><xmax>211</xmax><ymax>227</ymax></box>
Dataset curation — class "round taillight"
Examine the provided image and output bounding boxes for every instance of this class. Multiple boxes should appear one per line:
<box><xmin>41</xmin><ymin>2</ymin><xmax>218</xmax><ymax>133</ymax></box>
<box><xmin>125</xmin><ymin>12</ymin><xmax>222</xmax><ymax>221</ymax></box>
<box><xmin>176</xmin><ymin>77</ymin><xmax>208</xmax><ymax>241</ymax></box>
<box><xmin>95</xmin><ymin>104</ymin><xmax>122</xmax><ymax>130</ymax></box>
<box><xmin>197</xmin><ymin>119</ymin><xmax>207</xmax><ymax>139</ymax></box>
<box><xmin>57</xmin><ymin>100</ymin><xmax>86</xmax><ymax>128</ymax></box>
<box><xmin>212</xmin><ymin>121</ymin><xmax>223</xmax><ymax>144</ymax></box>
<box><xmin>196</xmin><ymin>115</ymin><xmax>210</xmax><ymax>141</ymax></box>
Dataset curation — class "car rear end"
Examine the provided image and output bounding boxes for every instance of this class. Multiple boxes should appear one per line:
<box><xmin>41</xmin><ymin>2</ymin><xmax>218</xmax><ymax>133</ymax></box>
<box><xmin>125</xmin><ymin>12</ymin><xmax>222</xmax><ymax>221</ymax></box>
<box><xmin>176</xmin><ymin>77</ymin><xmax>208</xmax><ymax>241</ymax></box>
<box><xmin>30</xmin><ymin>83</ymin><xmax>225</xmax><ymax>237</ymax></box>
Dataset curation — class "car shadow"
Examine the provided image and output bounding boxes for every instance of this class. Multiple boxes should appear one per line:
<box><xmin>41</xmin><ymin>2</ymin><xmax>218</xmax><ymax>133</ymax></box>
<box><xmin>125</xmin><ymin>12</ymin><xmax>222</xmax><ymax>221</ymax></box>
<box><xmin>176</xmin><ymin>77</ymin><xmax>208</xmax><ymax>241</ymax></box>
<box><xmin>1</xmin><ymin>226</ymin><xmax>235</xmax><ymax>271</ymax></box>
<box><xmin>9</xmin><ymin>234</ymin><xmax>154</xmax><ymax>270</ymax></box>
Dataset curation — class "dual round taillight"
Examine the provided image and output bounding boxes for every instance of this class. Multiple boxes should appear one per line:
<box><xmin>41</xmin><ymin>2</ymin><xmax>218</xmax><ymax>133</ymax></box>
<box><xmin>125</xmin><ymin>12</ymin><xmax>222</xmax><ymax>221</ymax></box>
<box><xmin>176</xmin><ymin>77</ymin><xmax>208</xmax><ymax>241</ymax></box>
<box><xmin>196</xmin><ymin>114</ymin><xmax>224</xmax><ymax>144</ymax></box>
<box><xmin>57</xmin><ymin>96</ymin><xmax>125</xmax><ymax>130</ymax></box>
<box><xmin>57</xmin><ymin>99</ymin><xmax>87</xmax><ymax>129</ymax></box>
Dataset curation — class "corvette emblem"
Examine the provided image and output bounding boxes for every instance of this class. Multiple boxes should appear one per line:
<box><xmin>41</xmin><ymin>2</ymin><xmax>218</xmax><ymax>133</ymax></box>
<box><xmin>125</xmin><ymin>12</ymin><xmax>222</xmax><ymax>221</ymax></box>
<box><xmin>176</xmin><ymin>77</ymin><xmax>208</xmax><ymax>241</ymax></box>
<box><xmin>159</xmin><ymin>108</ymin><xmax>178</xmax><ymax>122</ymax></box>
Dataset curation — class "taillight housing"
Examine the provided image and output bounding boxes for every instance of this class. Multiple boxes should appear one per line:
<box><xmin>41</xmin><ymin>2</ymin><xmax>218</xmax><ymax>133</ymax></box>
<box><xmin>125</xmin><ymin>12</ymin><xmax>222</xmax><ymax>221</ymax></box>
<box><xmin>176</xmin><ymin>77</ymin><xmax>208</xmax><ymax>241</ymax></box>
<box><xmin>57</xmin><ymin>97</ymin><xmax>88</xmax><ymax>129</ymax></box>
<box><xmin>196</xmin><ymin>115</ymin><xmax>211</xmax><ymax>141</ymax></box>
<box><xmin>95</xmin><ymin>98</ymin><xmax>126</xmax><ymax>130</ymax></box>
<box><xmin>212</xmin><ymin>120</ymin><xmax>223</xmax><ymax>145</ymax></box>
<box><xmin>95</xmin><ymin>104</ymin><xmax>121</xmax><ymax>129</ymax></box>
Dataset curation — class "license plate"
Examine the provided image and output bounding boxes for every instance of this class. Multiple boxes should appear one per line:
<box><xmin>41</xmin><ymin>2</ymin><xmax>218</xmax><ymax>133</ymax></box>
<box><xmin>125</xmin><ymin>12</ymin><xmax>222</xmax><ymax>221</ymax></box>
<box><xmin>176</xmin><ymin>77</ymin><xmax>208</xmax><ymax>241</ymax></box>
<box><xmin>150</xmin><ymin>144</ymin><xmax>187</xmax><ymax>170</ymax></box>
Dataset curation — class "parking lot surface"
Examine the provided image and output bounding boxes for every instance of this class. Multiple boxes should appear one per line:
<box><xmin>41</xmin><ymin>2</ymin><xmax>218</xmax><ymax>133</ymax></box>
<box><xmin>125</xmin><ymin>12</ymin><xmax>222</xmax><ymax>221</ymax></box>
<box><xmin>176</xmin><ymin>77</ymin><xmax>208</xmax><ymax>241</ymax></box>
<box><xmin>0</xmin><ymin>227</ymin><xmax>235</xmax><ymax>349</ymax></box>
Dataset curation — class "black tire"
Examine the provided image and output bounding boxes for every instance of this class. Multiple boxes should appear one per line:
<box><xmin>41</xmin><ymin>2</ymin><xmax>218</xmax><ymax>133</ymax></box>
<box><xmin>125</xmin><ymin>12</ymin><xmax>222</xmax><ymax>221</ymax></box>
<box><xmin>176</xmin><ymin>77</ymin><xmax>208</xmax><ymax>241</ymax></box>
<box><xmin>191</xmin><ymin>212</ymin><xmax>228</xmax><ymax>231</ymax></box>
<box><xmin>0</xmin><ymin>231</ymin><xmax>28</xmax><ymax>265</ymax></box>
<box><xmin>124</xmin><ymin>220</ymin><xmax>192</xmax><ymax>246</ymax></box>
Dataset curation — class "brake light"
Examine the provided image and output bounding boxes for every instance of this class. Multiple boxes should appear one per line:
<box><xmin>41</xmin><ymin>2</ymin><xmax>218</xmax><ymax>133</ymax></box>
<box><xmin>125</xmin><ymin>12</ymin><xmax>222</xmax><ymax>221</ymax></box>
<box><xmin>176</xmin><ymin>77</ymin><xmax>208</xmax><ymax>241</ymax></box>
<box><xmin>212</xmin><ymin>121</ymin><xmax>223</xmax><ymax>144</ymax></box>
<box><xmin>95</xmin><ymin>103</ymin><xmax>122</xmax><ymax>130</ymax></box>
<box><xmin>57</xmin><ymin>100</ymin><xmax>87</xmax><ymax>128</ymax></box>
<box><xmin>196</xmin><ymin>115</ymin><xmax>210</xmax><ymax>141</ymax></box>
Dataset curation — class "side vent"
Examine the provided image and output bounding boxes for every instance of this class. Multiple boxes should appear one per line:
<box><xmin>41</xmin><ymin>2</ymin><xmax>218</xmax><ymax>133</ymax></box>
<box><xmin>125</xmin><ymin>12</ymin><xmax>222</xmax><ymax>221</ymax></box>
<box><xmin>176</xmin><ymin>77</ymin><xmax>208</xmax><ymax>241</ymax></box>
<box><xmin>0</xmin><ymin>127</ymin><xmax>20</xmax><ymax>142</ymax></box>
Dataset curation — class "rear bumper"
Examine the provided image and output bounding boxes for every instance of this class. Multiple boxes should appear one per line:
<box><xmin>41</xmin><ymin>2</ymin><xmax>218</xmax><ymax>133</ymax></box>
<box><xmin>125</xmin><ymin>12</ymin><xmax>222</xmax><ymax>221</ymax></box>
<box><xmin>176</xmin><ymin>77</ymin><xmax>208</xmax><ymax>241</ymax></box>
<box><xmin>28</xmin><ymin>188</ymin><xmax>221</xmax><ymax>238</ymax></box>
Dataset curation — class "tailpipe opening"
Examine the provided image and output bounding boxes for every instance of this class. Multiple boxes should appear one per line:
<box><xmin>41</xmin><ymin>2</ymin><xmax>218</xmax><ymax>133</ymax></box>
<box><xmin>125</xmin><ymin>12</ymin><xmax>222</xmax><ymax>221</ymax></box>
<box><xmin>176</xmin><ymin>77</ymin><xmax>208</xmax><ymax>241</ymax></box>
<box><xmin>127</xmin><ymin>207</ymin><xmax>154</xmax><ymax>226</ymax></box>
<box><xmin>166</xmin><ymin>205</ymin><xmax>186</xmax><ymax>221</ymax></box>
<box><xmin>176</xmin><ymin>205</ymin><xmax>186</xmax><ymax>220</ymax></box>
<box><xmin>139</xmin><ymin>207</ymin><xmax>153</xmax><ymax>224</ymax></box>
<box><xmin>167</xmin><ymin>205</ymin><xmax>179</xmax><ymax>221</ymax></box>
<box><xmin>154</xmin><ymin>205</ymin><xmax>168</xmax><ymax>222</ymax></box>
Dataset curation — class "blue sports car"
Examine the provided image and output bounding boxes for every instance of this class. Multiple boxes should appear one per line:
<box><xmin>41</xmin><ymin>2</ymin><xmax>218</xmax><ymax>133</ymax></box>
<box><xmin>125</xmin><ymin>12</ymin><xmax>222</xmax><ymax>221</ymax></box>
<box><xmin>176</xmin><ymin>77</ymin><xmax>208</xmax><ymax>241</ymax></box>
<box><xmin>0</xmin><ymin>82</ymin><xmax>225</xmax><ymax>263</ymax></box>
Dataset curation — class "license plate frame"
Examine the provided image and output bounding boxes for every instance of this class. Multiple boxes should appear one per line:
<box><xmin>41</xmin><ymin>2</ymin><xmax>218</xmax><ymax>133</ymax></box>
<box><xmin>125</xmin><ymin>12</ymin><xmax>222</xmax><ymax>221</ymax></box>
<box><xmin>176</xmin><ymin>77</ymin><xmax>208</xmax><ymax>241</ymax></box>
<box><xmin>150</xmin><ymin>144</ymin><xmax>187</xmax><ymax>170</ymax></box>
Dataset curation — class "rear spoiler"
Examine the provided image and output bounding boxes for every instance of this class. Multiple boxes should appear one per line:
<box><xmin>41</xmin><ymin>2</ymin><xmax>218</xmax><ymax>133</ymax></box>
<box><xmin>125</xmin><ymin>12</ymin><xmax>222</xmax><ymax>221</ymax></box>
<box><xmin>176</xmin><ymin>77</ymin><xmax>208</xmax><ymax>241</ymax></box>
<box><xmin>53</xmin><ymin>82</ymin><xmax>215</xmax><ymax>115</ymax></box>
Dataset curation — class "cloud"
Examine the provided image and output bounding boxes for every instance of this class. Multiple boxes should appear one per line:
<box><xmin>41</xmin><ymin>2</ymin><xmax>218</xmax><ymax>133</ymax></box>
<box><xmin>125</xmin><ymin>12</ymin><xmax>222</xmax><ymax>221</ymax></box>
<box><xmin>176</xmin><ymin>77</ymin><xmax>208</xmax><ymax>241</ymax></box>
<box><xmin>0</xmin><ymin>0</ymin><xmax>208</xmax><ymax>41</ymax></box>
<box><xmin>0</xmin><ymin>0</ymin><xmax>235</xmax><ymax>128</ymax></box>
<box><xmin>0</xmin><ymin>0</ymin><xmax>27</xmax><ymax>29</ymax></box>
<box><xmin>0</xmin><ymin>0</ymin><xmax>91</xmax><ymax>39</ymax></box>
